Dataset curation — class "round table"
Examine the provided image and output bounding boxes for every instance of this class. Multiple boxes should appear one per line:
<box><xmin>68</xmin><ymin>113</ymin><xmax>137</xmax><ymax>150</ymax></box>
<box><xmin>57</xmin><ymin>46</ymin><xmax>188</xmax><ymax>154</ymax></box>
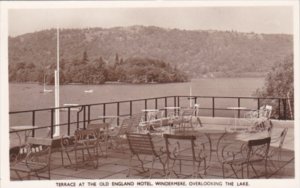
<box><xmin>142</xmin><ymin>109</ymin><xmax>160</xmax><ymax>121</ymax></box>
<box><xmin>10</xmin><ymin>125</ymin><xmax>36</xmax><ymax>144</ymax></box>
<box><xmin>227</xmin><ymin>107</ymin><xmax>247</xmax><ymax>131</ymax></box>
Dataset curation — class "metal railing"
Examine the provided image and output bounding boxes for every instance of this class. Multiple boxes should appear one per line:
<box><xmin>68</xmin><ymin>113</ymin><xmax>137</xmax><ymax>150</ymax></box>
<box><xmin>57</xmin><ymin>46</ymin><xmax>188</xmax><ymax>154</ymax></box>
<box><xmin>9</xmin><ymin>95</ymin><xmax>294</xmax><ymax>139</ymax></box>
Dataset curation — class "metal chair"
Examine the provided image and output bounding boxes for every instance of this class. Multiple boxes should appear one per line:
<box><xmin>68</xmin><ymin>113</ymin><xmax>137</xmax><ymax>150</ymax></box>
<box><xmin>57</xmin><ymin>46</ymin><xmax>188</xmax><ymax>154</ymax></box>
<box><xmin>173</xmin><ymin>108</ymin><xmax>196</xmax><ymax>131</ymax></box>
<box><xmin>60</xmin><ymin>128</ymin><xmax>99</xmax><ymax>170</ymax></box>
<box><xmin>87</xmin><ymin>123</ymin><xmax>110</xmax><ymax>157</ymax></box>
<box><xmin>267</xmin><ymin>128</ymin><xmax>288</xmax><ymax>171</ymax></box>
<box><xmin>222</xmin><ymin>137</ymin><xmax>271</xmax><ymax>179</ymax></box>
<box><xmin>244</xmin><ymin>105</ymin><xmax>273</xmax><ymax>132</ymax></box>
<box><xmin>10</xmin><ymin>137</ymin><xmax>53</xmax><ymax>180</ymax></box>
<box><xmin>163</xmin><ymin>134</ymin><xmax>207</xmax><ymax>178</ymax></box>
<box><xmin>126</xmin><ymin>133</ymin><xmax>166</xmax><ymax>178</ymax></box>
<box><xmin>108</xmin><ymin>117</ymin><xmax>132</xmax><ymax>152</ymax></box>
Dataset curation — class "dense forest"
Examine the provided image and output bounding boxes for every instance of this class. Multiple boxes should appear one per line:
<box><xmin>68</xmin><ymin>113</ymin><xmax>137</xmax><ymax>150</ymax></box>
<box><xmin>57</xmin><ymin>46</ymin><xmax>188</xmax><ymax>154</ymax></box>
<box><xmin>9</xmin><ymin>25</ymin><xmax>293</xmax><ymax>82</ymax></box>
<box><xmin>9</xmin><ymin>52</ymin><xmax>188</xmax><ymax>84</ymax></box>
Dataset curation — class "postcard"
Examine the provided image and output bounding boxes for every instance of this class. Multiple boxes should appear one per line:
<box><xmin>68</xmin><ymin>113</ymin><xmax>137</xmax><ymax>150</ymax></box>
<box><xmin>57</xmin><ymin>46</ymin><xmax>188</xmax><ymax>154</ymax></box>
<box><xmin>1</xmin><ymin>0</ymin><xmax>299</xmax><ymax>188</ymax></box>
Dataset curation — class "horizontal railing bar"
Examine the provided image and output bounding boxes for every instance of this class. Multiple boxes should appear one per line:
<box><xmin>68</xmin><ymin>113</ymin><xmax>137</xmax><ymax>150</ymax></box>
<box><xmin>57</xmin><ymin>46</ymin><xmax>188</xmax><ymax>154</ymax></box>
<box><xmin>9</xmin><ymin>95</ymin><xmax>292</xmax><ymax>114</ymax></box>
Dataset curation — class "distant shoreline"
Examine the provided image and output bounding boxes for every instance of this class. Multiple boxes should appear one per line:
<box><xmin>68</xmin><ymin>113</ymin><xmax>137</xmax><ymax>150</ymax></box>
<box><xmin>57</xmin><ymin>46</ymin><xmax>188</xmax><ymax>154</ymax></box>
<box><xmin>8</xmin><ymin>77</ymin><xmax>265</xmax><ymax>86</ymax></box>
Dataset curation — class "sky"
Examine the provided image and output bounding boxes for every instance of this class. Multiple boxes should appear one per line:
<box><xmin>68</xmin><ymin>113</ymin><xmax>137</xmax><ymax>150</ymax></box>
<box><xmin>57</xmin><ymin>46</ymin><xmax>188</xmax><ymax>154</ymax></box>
<box><xmin>8</xmin><ymin>6</ymin><xmax>293</xmax><ymax>37</ymax></box>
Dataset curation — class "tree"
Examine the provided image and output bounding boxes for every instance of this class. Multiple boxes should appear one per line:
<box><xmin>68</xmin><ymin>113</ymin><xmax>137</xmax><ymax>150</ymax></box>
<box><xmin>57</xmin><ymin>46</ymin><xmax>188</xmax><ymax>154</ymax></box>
<box><xmin>115</xmin><ymin>53</ymin><xmax>119</xmax><ymax>65</ymax></box>
<box><xmin>82</xmin><ymin>50</ymin><xmax>89</xmax><ymax>64</ymax></box>
<box><xmin>254</xmin><ymin>54</ymin><xmax>293</xmax><ymax>119</ymax></box>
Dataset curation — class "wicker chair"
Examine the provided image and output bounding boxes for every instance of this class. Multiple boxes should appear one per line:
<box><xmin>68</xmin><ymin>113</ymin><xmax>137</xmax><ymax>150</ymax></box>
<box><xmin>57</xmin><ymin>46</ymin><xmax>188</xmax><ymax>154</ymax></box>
<box><xmin>10</xmin><ymin>137</ymin><xmax>53</xmax><ymax>180</ymax></box>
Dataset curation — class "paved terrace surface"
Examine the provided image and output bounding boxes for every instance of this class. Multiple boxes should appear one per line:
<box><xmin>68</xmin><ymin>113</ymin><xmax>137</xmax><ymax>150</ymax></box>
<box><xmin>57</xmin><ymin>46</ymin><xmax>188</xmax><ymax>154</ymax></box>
<box><xmin>10</xmin><ymin>118</ymin><xmax>295</xmax><ymax>180</ymax></box>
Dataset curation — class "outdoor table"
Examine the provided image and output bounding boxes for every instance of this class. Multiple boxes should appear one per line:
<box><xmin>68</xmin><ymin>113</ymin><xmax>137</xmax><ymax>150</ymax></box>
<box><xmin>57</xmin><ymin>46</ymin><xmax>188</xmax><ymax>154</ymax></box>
<box><xmin>163</xmin><ymin>107</ymin><xmax>181</xmax><ymax>118</ymax></box>
<box><xmin>10</xmin><ymin>125</ymin><xmax>38</xmax><ymax>157</ymax></box>
<box><xmin>173</xmin><ymin>128</ymin><xmax>228</xmax><ymax>162</ymax></box>
<box><xmin>227</xmin><ymin>107</ymin><xmax>247</xmax><ymax>131</ymax></box>
<box><xmin>141</xmin><ymin>109</ymin><xmax>160</xmax><ymax>122</ymax></box>
<box><xmin>10</xmin><ymin>125</ymin><xmax>37</xmax><ymax>145</ymax></box>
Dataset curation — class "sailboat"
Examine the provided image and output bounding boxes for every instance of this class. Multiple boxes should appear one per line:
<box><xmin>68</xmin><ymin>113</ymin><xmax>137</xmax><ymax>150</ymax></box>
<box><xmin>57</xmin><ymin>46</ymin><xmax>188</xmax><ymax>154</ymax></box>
<box><xmin>84</xmin><ymin>81</ymin><xmax>94</xmax><ymax>93</ymax></box>
<box><xmin>41</xmin><ymin>75</ymin><xmax>53</xmax><ymax>93</ymax></box>
<box><xmin>84</xmin><ymin>89</ymin><xmax>93</xmax><ymax>93</ymax></box>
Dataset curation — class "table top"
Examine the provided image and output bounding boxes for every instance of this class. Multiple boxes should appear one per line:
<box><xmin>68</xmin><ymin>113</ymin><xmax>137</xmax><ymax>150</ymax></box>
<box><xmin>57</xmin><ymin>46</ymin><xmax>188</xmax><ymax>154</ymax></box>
<box><xmin>10</xmin><ymin>125</ymin><xmax>36</xmax><ymax>131</ymax></box>
<box><xmin>142</xmin><ymin>109</ymin><xmax>160</xmax><ymax>112</ymax></box>
<box><xmin>227</xmin><ymin>107</ymin><xmax>248</xmax><ymax>110</ymax></box>
<box><xmin>164</xmin><ymin>107</ymin><xmax>181</xmax><ymax>110</ymax></box>
<box><xmin>174</xmin><ymin>128</ymin><xmax>227</xmax><ymax>135</ymax></box>
<box><xmin>98</xmin><ymin>115</ymin><xmax>119</xmax><ymax>119</ymax></box>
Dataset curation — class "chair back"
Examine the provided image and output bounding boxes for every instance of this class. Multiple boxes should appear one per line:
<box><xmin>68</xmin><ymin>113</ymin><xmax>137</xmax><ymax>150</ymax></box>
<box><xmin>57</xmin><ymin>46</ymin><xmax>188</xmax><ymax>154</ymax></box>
<box><xmin>87</xmin><ymin>123</ymin><xmax>109</xmax><ymax>142</ymax></box>
<box><xmin>179</xmin><ymin>108</ymin><xmax>196</xmax><ymax>122</ymax></box>
<box><xmin>258</xmin><ymin>105</ymin><xmax>272</xmax><ymax>119</ymax></box>
<box><xmin>163</xmin><ymin>134</ymin><xmax>197</xmax><ymax>161</ymax></box>
<box><xmin>126</xmin><ymin>133</ymin><xmax>158</xmax><ymax>156</ymax></box>
<box><xmin>246</xmin><ymin>137</ymin><xmax>271</xmax><ymax>162</ymax></box>
<box><xmin>278</xmin><ymin>128</ymin><xmax>288</xmax><ymax>149</ymax></box>
<box><xmin>128</xmin><ymin>113</ymin><xmax>143</xmax><ymax>132</ymax></box>
<box><xmin>74</xmin><ymin>129</ymin><xmax>99</xmax><ymax>145</ymax></box>
<box><xmin>118</xmin><ymin>118</ymin><xmax>132</xmax><ymax>135</ymax></box>
<box><xmin>25</xmin><ymin>137</ymin><xmax>53</xmax><ymax>166</ymax></box>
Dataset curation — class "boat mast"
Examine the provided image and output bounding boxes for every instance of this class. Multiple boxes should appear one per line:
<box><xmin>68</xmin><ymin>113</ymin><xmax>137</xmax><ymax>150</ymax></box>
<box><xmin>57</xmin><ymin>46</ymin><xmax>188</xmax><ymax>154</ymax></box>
<box><xmin>54</xmin><ymin>27</ymin><xmax>60</xmax><ymax>137</ymax></box>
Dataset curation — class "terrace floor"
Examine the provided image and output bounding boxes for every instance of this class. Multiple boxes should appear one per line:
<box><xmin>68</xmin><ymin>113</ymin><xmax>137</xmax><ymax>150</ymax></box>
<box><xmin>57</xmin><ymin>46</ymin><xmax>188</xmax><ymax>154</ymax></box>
<box><xmin>10</xmin><ymin>121</ymin><xmax>295</xmax><ymax>180</ymax></box>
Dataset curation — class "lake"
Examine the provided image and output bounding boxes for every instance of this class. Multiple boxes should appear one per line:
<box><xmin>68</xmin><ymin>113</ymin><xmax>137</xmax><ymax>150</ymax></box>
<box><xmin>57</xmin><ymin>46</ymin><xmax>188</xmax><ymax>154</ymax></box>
<box><xmin>10</xmin><ymin>78</ymin><xmax>264</xmax><ymax>111</ymax></box>
<box><xmin>9</xmin><ymin>77</ymin><xmax>265</xmax><ymax>147</ymax></box>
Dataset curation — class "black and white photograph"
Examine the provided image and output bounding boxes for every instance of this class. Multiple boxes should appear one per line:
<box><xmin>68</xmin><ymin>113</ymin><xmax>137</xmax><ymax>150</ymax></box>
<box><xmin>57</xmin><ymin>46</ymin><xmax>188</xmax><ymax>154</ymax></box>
<box><xmin>0</xmin><ymin>0</ymin><xmax>299</xmax><ymax>188</ymax></box>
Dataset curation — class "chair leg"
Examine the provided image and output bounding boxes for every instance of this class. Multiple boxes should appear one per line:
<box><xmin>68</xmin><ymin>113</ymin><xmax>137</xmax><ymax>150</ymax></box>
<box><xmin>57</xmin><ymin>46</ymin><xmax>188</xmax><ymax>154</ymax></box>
<box><xmin>14</xmin><ymin>170</ymin><xmax>23</xmax><ymax>180</ymax></box>
<box><xmin>230</xmin><ymin>164</ymin><xmax>239</xmax><ymax>178</ymax></box>
<box><xmin>61</xmin><ymin>150</ymin><xmax>64</xmax><ymax>166</ymax></box>
<box><xmin>222</xmin><ymin>163</ymin><xmax>226</xmax><ymax>178</ymax></box>
<box><xmin>127</xmin><ymin>154</ymin><xmax>133</xmax><ymax>177</ymax></box>
<box><xmin>150</xmin><ymin>156</ymin><xmax>156</xmax><ymax>178</ymax></box>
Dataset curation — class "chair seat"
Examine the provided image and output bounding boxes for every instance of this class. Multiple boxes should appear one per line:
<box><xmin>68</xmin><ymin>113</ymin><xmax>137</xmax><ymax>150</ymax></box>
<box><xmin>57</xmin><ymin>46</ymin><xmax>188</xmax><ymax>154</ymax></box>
<box><xmin>224</xmin><ymin>157</ymin><xmax>264</xmax><ymax>166</ymax></box>
<box><xmin>11</xmin><ymin>161</ymin><xmax>48</xmax><ymax>172</ymax></box>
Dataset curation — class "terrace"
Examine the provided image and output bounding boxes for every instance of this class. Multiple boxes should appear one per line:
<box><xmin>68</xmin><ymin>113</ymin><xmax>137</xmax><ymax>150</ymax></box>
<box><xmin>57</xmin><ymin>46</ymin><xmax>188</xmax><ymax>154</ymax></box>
<box><xmin>9</xmin><ymin>95</ymin><xmax>294</xmax><ymax>180</ymax></box>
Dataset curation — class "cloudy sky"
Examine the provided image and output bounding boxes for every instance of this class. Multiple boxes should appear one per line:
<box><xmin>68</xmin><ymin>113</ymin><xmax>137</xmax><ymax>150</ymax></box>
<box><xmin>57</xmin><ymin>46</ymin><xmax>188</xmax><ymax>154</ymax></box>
<box><xmin>9</xmin><ymin>6</ymin><xmax>293</xmax><ymax>37</ymax></box>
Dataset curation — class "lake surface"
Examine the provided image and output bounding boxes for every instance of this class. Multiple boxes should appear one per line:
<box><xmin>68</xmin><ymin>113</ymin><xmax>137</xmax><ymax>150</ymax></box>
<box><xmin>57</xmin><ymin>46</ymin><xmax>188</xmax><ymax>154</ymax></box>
<box><xmin>10</xmin><ymin>78</ymin><xmax>264</xmax><ymax>111</ymax></box>
<box><xmin>9</xmin><ymin>78</ymin><xmax>265</xmax><ymax>147</ymax></box>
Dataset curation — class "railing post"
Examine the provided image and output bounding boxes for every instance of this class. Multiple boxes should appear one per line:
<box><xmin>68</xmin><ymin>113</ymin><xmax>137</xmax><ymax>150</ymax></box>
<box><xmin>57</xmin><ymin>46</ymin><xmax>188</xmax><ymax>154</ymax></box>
<box><xmin>164</xmin><ymin>97</ymin><xmax>168</xmax><ymax>118</ymax></box>
<box><xmin>174</xmin><ymin>96</ymin><xmax>176</xmax><ymax>107</ymax></box>
<box><xmin>117</xmin><ymin>102</ymin><xmax>120</xmax><ymax>125</ymax></box>
<box><xmin>155</xmin><ymin>98</ymin><xmax>158</xmax><ymax>109</ymax></box>
<box><xmin>257</xmin><ymin>98</ymin><xmax>260</xmax><ymax>118</ymax></box>
<box><xmin>87</xmin><ymin>105</ymin><xmax>91</xmax><ymax>124</ymax></box>
<box><xmin>129</xmin><ymin>101</ymin><xmax>132</xmax><ymax>117</ymax></box>
<box><xmin>103</xmin><ymin>104</ymin><xmax>106</xmax><ymax>123</ymax></box>
<box><xmin>32</xmin><ymin>111</ymin><xmax>35</xmax><ymax>137</ymax></box>
<box><xmin>67</xmin><ymin>107</ymin><xmax>71</xmax><ymax>136</ymax></box>
<box><xmin>283</xmin><ymin>98</ymin><xmax>287</xmax><ymax>120</ymax></box>
<box><xmin>278</xmin><ymin>99</ymin><xmax>281</xmax><ymax>119</ymax></box>
<box><xmin>83</xmin><ymin>105</ymin><xmax>86</xmax><ymax>129</ymax></box>
<box><xmin>144</xmin><ymin>99</ymin><xmax>148</xmax><ymax>121</ymax></box>
<box><xmin>212</xmin><ymin>97</ymin><xmax>215</xmax><ymax>117</ymax></box>
<box><xmin>50</xmin><ymin>109</ymin><xmax>54</xmax><ymax>139</ymax></box>
<box><xmin>238</xmin><ymin>97</ymin><xmax>241</xmax><ymax>118</ymax></box>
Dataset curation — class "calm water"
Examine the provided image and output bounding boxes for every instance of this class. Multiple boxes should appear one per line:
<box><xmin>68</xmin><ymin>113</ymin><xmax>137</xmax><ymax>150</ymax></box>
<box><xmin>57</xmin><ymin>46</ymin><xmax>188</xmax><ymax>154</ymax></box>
<box><xmin>10</xmin><ymin>78</ymin><xmax>264</xmax><ymax>111</ymax></box>
<box><xmin>9</xmin><ymin>78</ymin><xmax>264</xmax><ymax>147</ymax></box>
